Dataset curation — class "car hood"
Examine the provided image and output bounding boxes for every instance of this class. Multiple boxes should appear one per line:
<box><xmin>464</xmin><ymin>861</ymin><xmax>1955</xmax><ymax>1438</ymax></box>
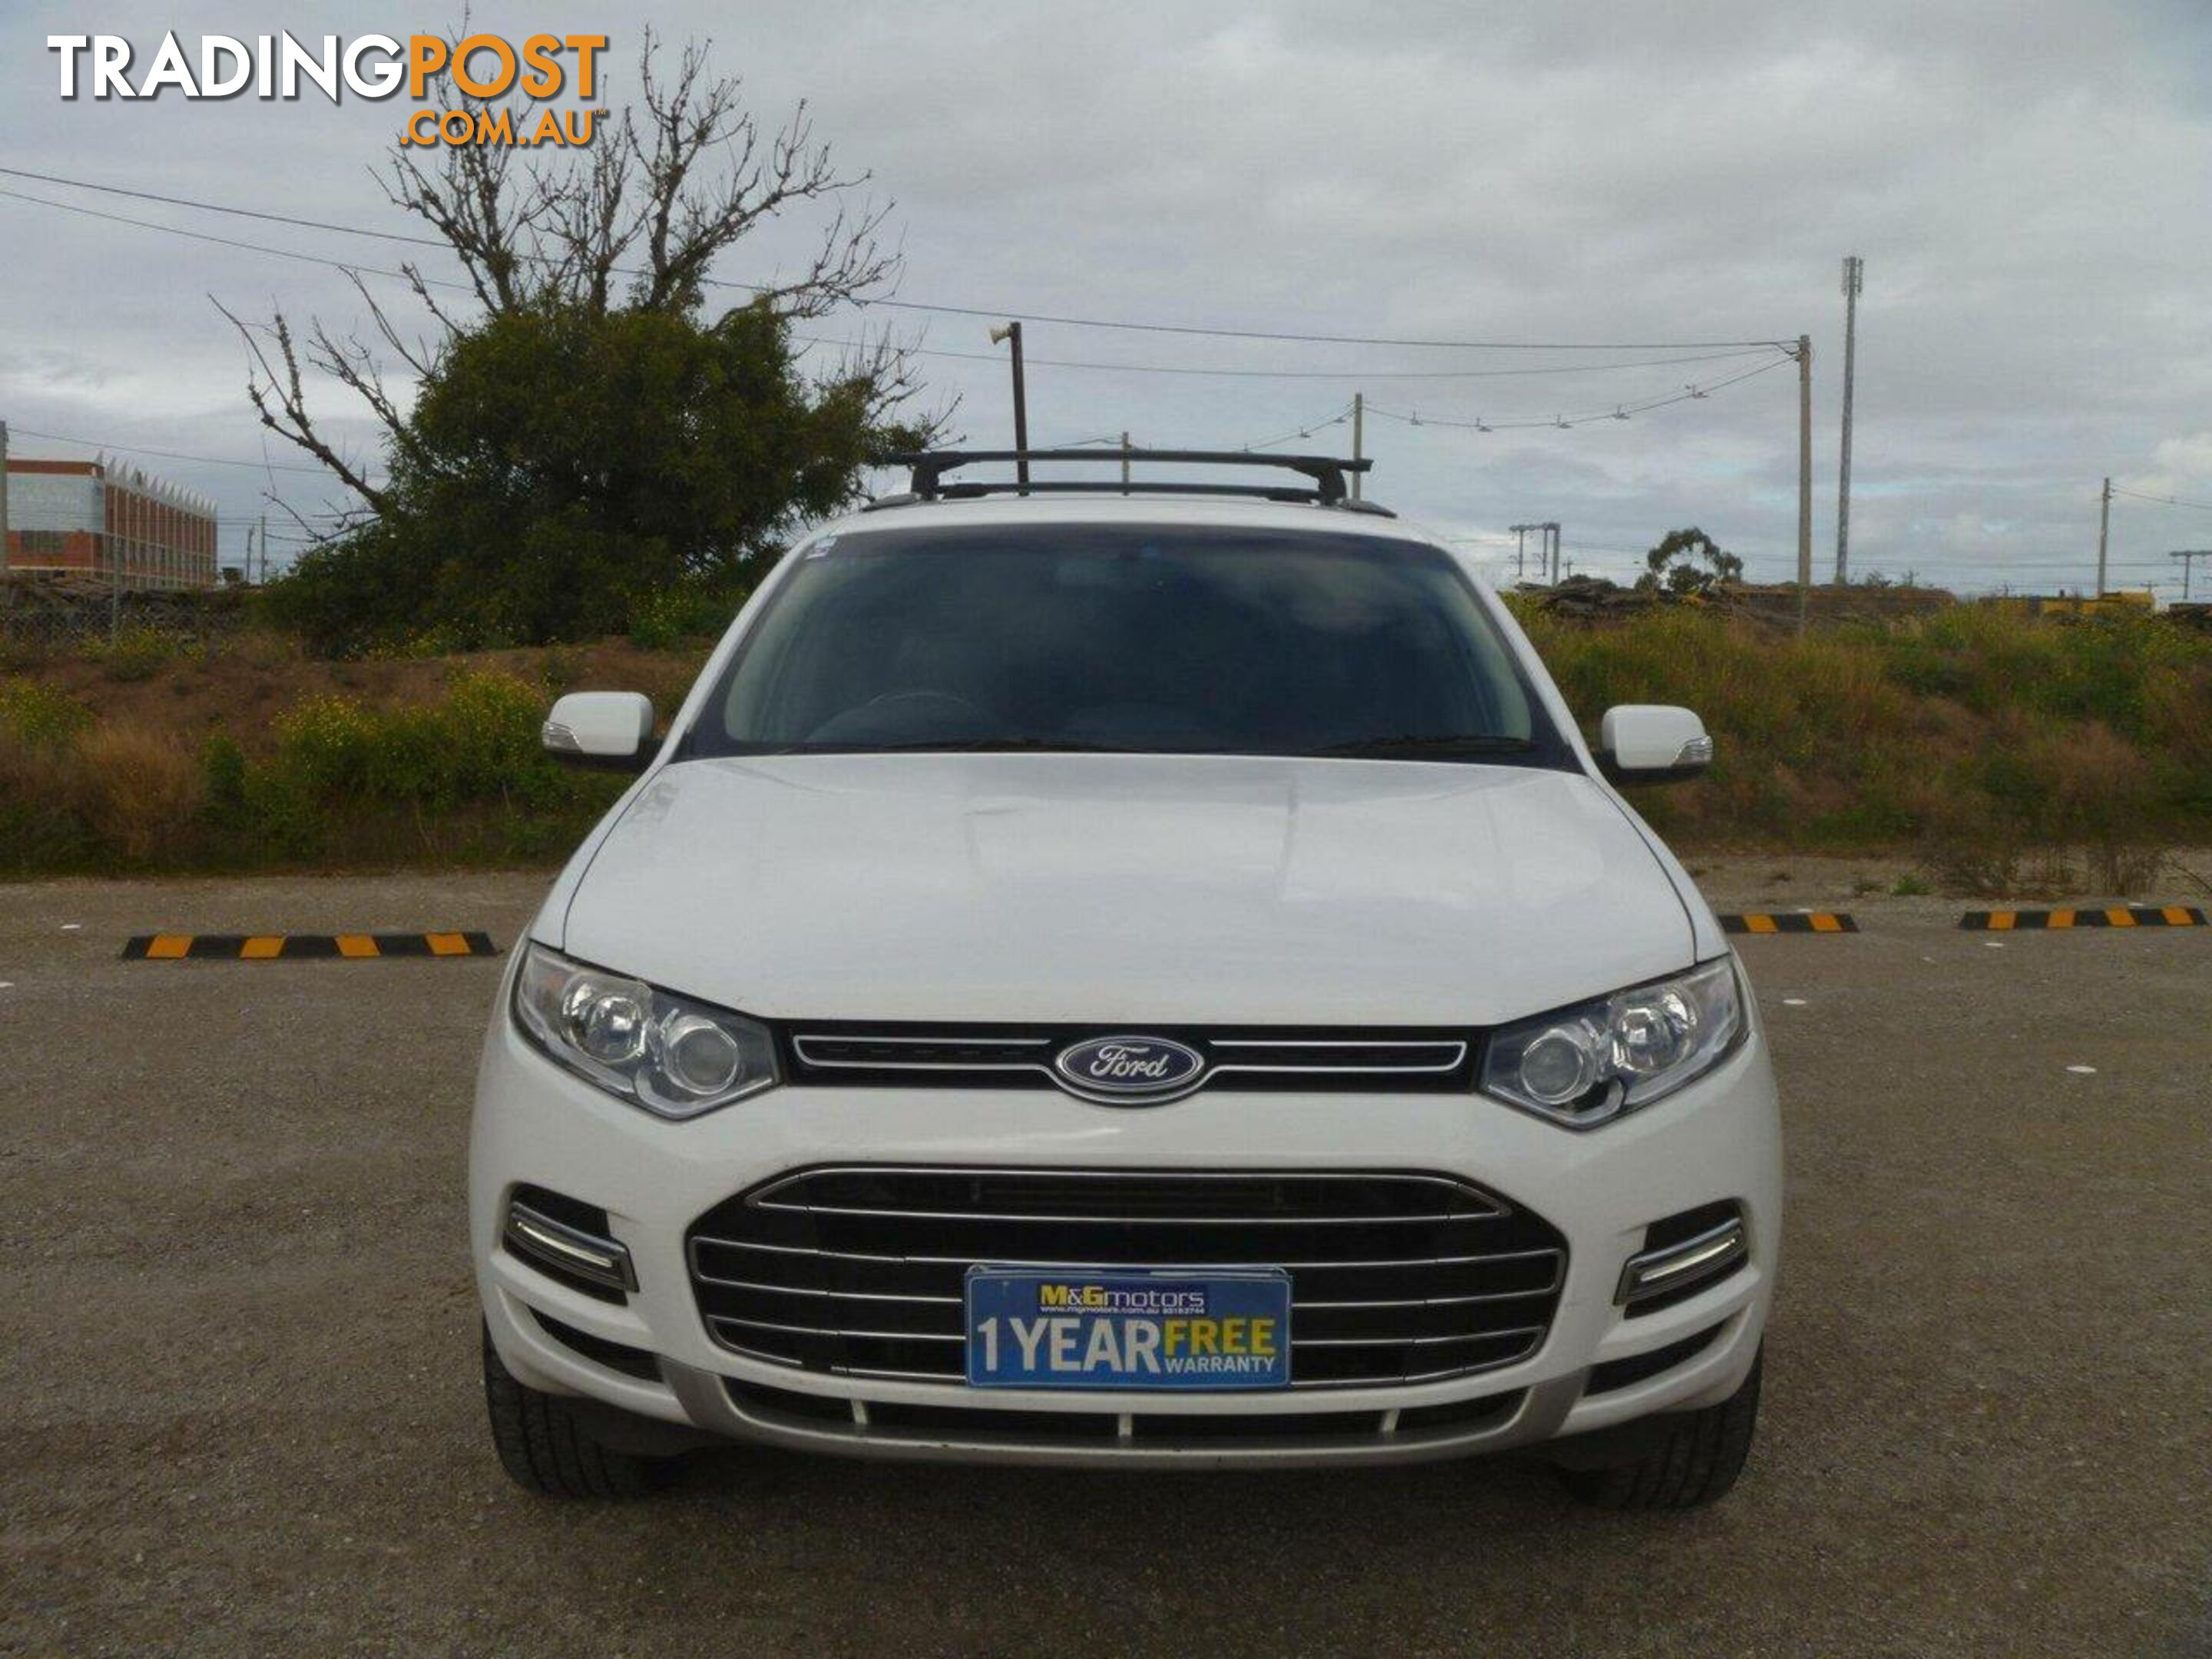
<box><xmin>555</xmin><ymin>753</ymin><xmax>1697</xmax><ymax>1026</ymax></box>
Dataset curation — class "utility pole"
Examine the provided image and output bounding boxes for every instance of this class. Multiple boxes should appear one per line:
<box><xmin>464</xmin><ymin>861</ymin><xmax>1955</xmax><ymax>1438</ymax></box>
<box><xmin>2172</xmin><ymin>549</ymin><xmax>2211</xmax><ymax>600</ymax></box>
<box><xmin>2095</xmin><ymin>477</ymin><xmax>2112</xmax><ymax>597</ymax></box>
<box><xmin>1796</xmin><ymin>334</ymin><xmax>1813</xmax><ymax>633</ymax></box>
<box><xmin>1545</xmin><ymin>522</ymin><xmax>1561</xmax><ymax>583</ymax></box>
<box><xmin>1836</xmin><ymin>257</ymin><xmax>1863</xmax><ymax>584</ymax></box>
<box><xmin>1119</xmin><ymin>432</ymin><xmax>1131</xmax><ymax>490</ymax></box>
<box><xmin>1509</xmin><ymin>523</ymin><xmax>1531</xmax><ymax>580</ymax></box>
<box><xmin>257</xmin><ymin>514</ymin><xmax>268</xmax><ymax>584</ymax></box>
<box><xmin>1350</xmin><ymin>392</ymin><xmax>1364</xmax><ymax>500</ymax></box>
<box><xmin>0</xmin><ymin>420</ymin><xmax>10</xmax><ymax>574</ymax></box>
<box><xmin>988</xmin><ymin>322</ymin><xmax>1029</xmax><ymax>490</ymax></box>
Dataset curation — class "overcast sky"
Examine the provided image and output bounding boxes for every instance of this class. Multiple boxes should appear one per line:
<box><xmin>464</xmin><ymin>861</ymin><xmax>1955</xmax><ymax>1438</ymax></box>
<box><xmin>7</xmin><ymin>0</ymin><xmax>2212</xmax><ymax>594</ymax></box>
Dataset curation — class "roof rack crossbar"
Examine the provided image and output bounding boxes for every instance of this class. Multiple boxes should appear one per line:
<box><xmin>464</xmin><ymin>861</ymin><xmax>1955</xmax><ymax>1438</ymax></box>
<box><xmin>883</xmin><ymin>449</ymin><xmax>1373</xmax><ymax>505</ymax></box>
<box><xmin>940</xmin><ymin>480</ymin><xmax>1323</xmax><ymax>504</ymax></box>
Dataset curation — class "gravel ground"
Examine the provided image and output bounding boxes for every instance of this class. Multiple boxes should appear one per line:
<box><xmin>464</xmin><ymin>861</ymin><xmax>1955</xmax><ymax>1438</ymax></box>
<box><xmin>3</xmin><ymin>869</ymin><xmax>2207</xmax><ymax>1657</ymax></box>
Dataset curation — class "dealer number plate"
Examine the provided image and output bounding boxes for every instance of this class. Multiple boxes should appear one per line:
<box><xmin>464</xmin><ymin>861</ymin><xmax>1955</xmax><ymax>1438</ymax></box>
<box><xmin>963</xmin><ymin>1267</ymin><xmax>1292</xmax><ymax>1390</ymax></box>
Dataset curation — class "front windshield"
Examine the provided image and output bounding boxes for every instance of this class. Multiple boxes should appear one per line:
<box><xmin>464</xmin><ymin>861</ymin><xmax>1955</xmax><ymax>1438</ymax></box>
<box><xmin>686</xmin><ymin>522</ymin><xmax>1565</xmax><ymax>765</ymax></box>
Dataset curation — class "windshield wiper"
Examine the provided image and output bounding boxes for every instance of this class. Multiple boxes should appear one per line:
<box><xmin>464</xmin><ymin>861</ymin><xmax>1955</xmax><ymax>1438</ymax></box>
<box><xmin>1314</xmin><ymin>734</ymin><xmax>1538</xmax><ymax>760</ymax></box>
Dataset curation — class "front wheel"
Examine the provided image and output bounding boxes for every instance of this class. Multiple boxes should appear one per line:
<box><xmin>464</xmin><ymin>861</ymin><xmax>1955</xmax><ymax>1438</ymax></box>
<box><xmin>1558</xmin><ymin>1347</ymin><xmax>1763</xmax><ymax>1509</ymax></box>
<box><xmin>482</xmin><ymin>1325</ymin><xmax>666</xmax><ymax>1499</ymax></box>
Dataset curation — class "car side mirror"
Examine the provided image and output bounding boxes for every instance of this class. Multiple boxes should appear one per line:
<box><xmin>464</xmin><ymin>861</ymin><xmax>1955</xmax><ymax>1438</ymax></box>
<box><xmin>542</xmin><ymin>691</ymin><xmax>657</xmax><ymax>773</ymax></box>
<box><xmin>1598</xmin><ymin>704</ymin><xmax>1714</xmax><ymax>783</ymax></box>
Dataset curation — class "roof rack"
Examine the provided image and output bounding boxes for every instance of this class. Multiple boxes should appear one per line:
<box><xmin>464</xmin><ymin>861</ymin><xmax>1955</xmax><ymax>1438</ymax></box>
<box><xmin>870</xmin><ymin>449</ymin><xmax>1391</xmax><ymax>515</ymax></box>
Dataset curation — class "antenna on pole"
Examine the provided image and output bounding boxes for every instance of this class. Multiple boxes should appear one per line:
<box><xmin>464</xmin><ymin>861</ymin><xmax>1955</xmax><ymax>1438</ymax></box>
<box><xmin>1350</xmin><ymin>392</ymin><xmax>1364</xmax><ymax>500</ymax></box>
<box><xmin>1795</xmin><ymin>335</ymin><xmax>1813</xmax><ymax>634</ymax></box>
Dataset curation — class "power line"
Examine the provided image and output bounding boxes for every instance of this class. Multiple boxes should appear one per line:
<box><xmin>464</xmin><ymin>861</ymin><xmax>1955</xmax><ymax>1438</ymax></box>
<box><xmin>2112</xmin><ymin>485</ymin><xmax>2212</xmax><ymax>512</ymax></box>
<box><xmin>0</xmin><ymin>164</ymin><xmax>1796</xmax><ymax>352</ymax></box>
<box><xmin>9</xmin><ymin>424</ymin><xmax>343</xmax><ymax>476</ymax></box>
<box><xmin>800</xmin><ymin>336</ymin><xmax>1782</xmax><ymax>381</ymax></box>
<box><xmin>1359</xmin><ymin>354</ymin><xmax>1794</xmax><ymax>432</ymax></box>
<box><xmin>1240</xmin><ymin>406</ymin><xmax>1355</xmax><ymax>451</ymax></box>
<box><xmin>2</xmin><ymin>188</ymin><xmax>1791</xmax><ymax>388</ymax></box>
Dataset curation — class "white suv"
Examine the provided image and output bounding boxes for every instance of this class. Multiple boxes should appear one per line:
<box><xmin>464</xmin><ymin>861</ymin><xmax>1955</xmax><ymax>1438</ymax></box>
<box><xmin>472</xmin><ymin>451</ymin><xmax>1780</xmax><ymax>1507</ymax></box>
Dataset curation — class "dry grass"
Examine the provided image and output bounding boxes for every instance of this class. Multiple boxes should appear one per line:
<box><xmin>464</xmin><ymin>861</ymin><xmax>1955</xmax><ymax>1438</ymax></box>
<box><xmin>75</xmin><ymin>722</ymin><xmax>204</xmax><ymax>862</ymax></box>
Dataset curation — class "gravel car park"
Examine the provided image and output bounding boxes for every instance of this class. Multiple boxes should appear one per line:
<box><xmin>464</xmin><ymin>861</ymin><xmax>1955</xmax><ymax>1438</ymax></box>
<box><xmin>5</xmin><ymin>869</ymin><xmax>2206</xmax><ymax>1655</ymax></box>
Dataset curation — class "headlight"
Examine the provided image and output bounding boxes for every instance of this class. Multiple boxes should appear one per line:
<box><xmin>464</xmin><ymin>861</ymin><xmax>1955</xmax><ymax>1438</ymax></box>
<box><xmin>512</xmin><ymin>942</ymin><xmax>779</xmax><ymax>1118</ymax></box>
<box><xmin>1479</xmin><ymin>958</ymin><xmax>1744</xmax><ymax>1128</ymax></box>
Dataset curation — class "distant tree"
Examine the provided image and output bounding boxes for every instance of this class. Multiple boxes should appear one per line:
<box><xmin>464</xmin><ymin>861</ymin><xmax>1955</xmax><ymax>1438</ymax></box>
<box><xmin>223</xmin><ymin>33</ymin><xmax>935</xmax><ymax>653</ymax></box>
<box><xmin>1637</xmin><ymin>528</ymin><xmax>1743</xmax><ymax>598</ymax></box>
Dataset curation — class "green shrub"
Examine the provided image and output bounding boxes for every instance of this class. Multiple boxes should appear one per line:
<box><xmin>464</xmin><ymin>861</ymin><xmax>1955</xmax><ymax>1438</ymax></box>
<box><xmin>0</xmin><ymin>678</ymin><xmax>94</xmax><ymax>747</ymax></box>
<box><xmin>200</xmin><ymin>732</ymin><xmax>250</xmax><ymax>830</ymax></box>
<box><xmin>628</xmin><ymin>581</ymin><xmax>742</xmax><ymax>651</ymax></box>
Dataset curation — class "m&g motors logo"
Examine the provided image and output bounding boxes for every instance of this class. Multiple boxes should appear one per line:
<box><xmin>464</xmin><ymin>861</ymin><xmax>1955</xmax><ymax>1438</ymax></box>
<box><xmin>48</xmin><ymin>32</ymin><xmax>608</xmax><ymax>147</ymax></box>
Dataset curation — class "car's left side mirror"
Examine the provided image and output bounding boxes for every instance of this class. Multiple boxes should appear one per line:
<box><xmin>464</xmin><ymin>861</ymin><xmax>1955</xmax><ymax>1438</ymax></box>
<box><xmin>1598</xmin><ymin>704</ymin><xmax>1714</xmax><ymax>784</ymax></box>
<box><xmin>542</xmin><ymin>691</ymin><xmax>657</xmax><ymax>773</ymax></box>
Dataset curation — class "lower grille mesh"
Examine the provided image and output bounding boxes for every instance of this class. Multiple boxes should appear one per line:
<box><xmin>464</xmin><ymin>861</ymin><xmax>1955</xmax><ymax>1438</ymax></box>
<box><xmin>686</xmin><ymin>1167</ymin><xmax>1566</xmax><ymax>1389</ymax></box>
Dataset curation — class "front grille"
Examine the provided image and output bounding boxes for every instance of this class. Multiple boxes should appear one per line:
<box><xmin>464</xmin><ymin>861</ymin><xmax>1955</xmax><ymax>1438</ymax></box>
<box><xmin>783</xmin><ymin>1025</ymin><xmax>1474</xmax><ymax>1097</ymax></box>
<box><xmin>686</xmin><ymin>1167</ymin><xmax>1566</xmax><ymax>1390</ymax></box>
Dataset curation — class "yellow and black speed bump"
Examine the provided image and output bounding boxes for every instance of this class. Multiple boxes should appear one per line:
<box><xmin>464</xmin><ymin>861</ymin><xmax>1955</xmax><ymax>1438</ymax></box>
<box><xmin>121</xmin><ymin>931</ymin><xmax>499</xmax><ymax>961</ymax></box>
<box><xmin>1959</xmin><ymin>906</ymin><xmax>2205</xmax><ymax>931</ymax></box>
<box><xmin>1717</xmin><ymin>912</ymin><xmax>1858</xmax><ymax>935</ymax></box>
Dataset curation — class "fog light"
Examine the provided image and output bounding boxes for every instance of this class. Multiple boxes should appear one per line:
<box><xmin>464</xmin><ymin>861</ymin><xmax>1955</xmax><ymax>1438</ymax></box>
<box><xmin>1616</xmin><ymin>1210</ymin><xmax>1747</xmax><ymax>1310</ymax></box>
<box><xmin>503</xmin><ymin>1192</ymin><xmax>636</xmax><ymax>1295</ymax></box>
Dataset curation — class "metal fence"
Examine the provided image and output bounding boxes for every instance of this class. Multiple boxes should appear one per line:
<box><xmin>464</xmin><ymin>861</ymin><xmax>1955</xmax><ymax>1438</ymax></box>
<box><xmin>0</xmin><ymin>577</ymin><xmax>253</xmax><ymax>651</ymax></box>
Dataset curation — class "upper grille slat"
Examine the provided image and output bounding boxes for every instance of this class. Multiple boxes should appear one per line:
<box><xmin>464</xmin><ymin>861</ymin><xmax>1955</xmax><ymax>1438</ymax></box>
<box><xmin>781</xmin><ymin>1024</ymin><xmax>1479</xmax><ymax>1099</ymax></box>
<box><xmin>687</xmin><ymin>1167</ymin><xmax>1567</xmax><ymax>1392</ymax></box>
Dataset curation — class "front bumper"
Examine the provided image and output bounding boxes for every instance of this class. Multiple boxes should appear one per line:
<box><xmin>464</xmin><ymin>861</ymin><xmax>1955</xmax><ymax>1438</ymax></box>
<box><xmin>470</xmin><ymin>988</ymin><xmax>1781</xmax><ymax>1469</ymax></box>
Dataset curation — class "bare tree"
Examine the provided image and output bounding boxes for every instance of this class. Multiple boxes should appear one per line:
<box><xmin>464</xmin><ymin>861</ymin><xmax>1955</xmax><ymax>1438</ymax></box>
<box><xmin>220</xmin><ymin>31</ymin><xmax>928</xmax><ymax>510</ymax></box>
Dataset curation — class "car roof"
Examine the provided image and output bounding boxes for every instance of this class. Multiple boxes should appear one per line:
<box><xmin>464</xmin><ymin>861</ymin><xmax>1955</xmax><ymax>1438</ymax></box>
<box><xmin>813</xmin><ymin>490</ymin><xmax>1450</xmax><ymax>550</ymax></box>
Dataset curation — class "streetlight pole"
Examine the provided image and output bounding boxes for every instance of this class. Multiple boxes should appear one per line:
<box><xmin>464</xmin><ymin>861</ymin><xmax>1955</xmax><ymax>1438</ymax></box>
<box><xmin>2095</xmin><ymin>476</ymin><xmax>2112</xmax><ymax>598</ymax></box>
<box><xmin>1836</xmin><ymin>257</ymin><xmax>1863</xmax><ymax>584</ymax></box>
<box><xmin>988</xmin><ymin>322</ymin><xmax>1029</xmax><ymax>491</ymax></box>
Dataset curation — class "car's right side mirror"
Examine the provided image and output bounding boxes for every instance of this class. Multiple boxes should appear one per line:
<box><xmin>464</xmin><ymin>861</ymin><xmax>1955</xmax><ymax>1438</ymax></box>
<box><xmin>542</xmin><ymin>691</ymin><xmax>657</xmax><ymax>773</ymax></box>
<box><xmin>1598</xmin><ymin>704</ymin><xmax>1714</xmax><ymax>784</ymax></box>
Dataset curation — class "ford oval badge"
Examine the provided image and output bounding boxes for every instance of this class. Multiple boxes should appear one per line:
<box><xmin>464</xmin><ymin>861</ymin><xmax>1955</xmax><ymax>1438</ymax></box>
<box><xmin>1051</xmin><ymin>1035</ymin><xmax>1207</xmax><ymax>1104</ymax></box>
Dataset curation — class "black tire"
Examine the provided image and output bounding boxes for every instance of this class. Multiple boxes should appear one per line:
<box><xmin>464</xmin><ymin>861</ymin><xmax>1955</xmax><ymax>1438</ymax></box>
<box><xmin>1559</xmin><ymin>1347</ymin><xmax>1763</xmax><ymax>1510</ymax></box>
<box><xmin>482</xmin><ymin>1325</ymin><xmax>664</xmax><ymax>1499</ymax></box>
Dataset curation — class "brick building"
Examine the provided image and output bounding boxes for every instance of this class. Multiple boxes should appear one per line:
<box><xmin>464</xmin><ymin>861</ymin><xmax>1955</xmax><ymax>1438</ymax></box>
<box><xmin>4</xmin><ymin>457</ymin><xmax>218</xmax><ymax>590</ymax></box>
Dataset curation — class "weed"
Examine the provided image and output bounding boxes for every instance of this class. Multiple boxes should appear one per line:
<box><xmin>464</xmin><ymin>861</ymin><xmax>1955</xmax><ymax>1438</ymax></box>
<box><xmin>81</xmin><ymin>628</ymin><xmax>194</xmax><ymax>683</ymax></box>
